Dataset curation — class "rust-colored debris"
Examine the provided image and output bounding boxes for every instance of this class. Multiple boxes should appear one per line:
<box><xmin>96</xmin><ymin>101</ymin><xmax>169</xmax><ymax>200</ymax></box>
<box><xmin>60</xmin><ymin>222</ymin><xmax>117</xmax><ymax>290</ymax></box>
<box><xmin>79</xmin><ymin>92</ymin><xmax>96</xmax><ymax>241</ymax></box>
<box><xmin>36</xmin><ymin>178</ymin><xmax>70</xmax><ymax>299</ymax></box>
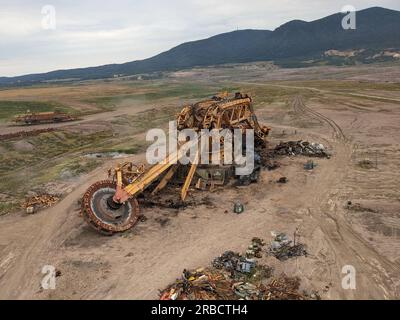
<box><xmin>0</xmin><ymin>128</ymin><xmax>56</xmax><ymax>141</ymax></box>
<box><xmin>22</xmin><ymin>194</ymin><xmax>60</xmax><ymax>209</ymax></box>
<box><xmin>159</xmin><ymin>238</ymin><xmax>312</xmax><ymax>300</ymax></box>
<box><xmin>263</xmin><ymin>275</ymin><xmax>305</xmax><ymax>300</ymax></box>
<box><xmin>81</xmin><ymin>92</ymin><xmax>271</xmax><ymax>234</ymax></box>
<box><xmin>13</xmin><ymin>111</ymin><xmax>76</xmax><ymax>125</ymax></box>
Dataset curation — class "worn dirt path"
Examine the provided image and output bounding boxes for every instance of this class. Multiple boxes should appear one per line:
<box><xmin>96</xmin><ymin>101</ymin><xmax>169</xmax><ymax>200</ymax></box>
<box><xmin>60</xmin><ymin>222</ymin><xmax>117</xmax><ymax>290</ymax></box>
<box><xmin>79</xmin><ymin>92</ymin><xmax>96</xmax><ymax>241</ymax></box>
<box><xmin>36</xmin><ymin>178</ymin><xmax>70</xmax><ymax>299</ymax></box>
<box><xmin>291</xmin><ymin>96</ymin><xmax>399</xmax><ymax>299</ymax></box>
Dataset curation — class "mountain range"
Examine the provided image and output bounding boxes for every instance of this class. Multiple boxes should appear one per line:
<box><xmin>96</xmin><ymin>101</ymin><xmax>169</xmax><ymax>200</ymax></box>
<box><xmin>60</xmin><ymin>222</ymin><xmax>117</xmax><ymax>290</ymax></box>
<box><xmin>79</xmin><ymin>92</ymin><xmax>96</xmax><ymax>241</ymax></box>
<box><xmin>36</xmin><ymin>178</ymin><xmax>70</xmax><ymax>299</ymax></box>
<box><xmin>1</xmin><ymin>6</ymin><xmax>399</xmax><ymax>86</ymax></box>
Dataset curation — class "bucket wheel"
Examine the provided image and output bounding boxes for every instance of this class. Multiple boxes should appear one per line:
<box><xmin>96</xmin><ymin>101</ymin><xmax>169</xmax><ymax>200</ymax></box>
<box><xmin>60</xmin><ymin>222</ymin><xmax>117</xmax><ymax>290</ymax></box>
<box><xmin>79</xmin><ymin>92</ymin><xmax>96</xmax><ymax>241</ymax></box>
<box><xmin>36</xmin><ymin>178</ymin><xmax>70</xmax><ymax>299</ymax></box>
<box><xmin>81</xmin><ymin>180</ymin><xmax>140</xmax><ymax>235</ymax></box>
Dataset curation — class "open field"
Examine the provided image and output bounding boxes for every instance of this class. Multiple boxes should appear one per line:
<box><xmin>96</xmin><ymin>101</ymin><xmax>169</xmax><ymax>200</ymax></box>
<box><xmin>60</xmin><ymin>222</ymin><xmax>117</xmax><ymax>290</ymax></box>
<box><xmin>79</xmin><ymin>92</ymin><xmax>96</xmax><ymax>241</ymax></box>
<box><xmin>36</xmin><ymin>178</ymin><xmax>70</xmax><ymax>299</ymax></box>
<box><xmin>0</xmin><ymin>62</ymin><xmax>399</xmax><ymax>299</ymax></box>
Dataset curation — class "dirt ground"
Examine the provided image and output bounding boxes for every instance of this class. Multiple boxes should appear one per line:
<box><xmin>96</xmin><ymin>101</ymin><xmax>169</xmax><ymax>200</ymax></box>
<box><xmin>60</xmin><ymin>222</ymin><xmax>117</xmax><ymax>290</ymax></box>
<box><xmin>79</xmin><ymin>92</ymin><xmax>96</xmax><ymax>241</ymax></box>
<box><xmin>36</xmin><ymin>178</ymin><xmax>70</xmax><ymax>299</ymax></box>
<box><xmin>0</xmin><ymin>63</ymin><xmax>399</xmax><ymax>299</ymax></box>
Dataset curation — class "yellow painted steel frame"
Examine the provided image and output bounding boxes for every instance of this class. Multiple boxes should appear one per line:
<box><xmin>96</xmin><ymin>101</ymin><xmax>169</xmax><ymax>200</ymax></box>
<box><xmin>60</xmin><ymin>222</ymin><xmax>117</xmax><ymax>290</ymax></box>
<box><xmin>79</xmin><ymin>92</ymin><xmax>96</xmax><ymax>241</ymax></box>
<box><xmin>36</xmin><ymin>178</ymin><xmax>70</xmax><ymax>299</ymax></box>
<box><xmin>114</xmin><ymin>135</ymin><xmax>202</xmax><ymax>203</ymax></box>
<box><xmin>113</xmin><ymin>93</ymin><xmax>269</xmax><ymax>204</ymax></box>
<box><xmin>116</xmin><ymin>169</ymin><xmax>123</xmax><ymax>187</ymax></box>
<box><xmin>180</xmin><ymin>149</ymin><xmax>200</xmax><ymax>201</ymax></box>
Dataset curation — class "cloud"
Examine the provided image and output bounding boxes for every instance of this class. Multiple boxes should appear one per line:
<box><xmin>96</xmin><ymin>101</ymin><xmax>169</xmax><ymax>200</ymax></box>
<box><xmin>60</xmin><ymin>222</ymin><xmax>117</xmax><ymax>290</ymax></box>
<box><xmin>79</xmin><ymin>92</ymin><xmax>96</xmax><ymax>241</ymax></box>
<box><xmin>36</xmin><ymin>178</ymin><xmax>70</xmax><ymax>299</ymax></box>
<box><xmin>1</xmin><ymin>0</ymin><xmax>399</xmax><ymax>76</ymax></box>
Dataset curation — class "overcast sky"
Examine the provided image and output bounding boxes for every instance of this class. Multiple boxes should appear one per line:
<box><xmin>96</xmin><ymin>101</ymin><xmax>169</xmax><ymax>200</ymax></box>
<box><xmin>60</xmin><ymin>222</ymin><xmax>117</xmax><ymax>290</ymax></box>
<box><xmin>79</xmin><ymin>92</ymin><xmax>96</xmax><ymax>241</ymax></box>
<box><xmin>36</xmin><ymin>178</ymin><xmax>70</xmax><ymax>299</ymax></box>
<box><xmin>1</xmin><ymin>0</ymin><xmax>399</xmax><ymax>77</ymax></box>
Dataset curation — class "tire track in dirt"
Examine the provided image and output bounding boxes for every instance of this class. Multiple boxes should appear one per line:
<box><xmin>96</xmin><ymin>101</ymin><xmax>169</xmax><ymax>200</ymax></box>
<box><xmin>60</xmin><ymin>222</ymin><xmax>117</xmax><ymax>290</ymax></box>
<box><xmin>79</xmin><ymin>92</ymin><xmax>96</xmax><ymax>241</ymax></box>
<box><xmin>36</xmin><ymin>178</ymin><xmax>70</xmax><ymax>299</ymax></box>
<box><xmin>292</xmin><ymin>95</ymin><xmax>399</xmax><ymax>298</ymax></box>
<box><xmin>0</xmin><ymin>163</ymin><xmax>114</xmax><ymax>299</ymax></box>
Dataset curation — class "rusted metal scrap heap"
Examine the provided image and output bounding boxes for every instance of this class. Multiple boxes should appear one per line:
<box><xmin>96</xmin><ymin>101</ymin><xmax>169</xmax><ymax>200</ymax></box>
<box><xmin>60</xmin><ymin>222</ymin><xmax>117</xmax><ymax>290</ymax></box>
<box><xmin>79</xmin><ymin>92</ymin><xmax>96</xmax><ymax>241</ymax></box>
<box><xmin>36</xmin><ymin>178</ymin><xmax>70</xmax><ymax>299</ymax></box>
<box><xmin>177</xmin><ymin>92</ymin><xmax>270</xmax><ymax>140</ymax></box>
<box><xmin>81</xmin><ymin>92</ymin><xmax>270</xmax><ymax>234</ymax></box>
<box><xmin>13</xmin><ymin>111</ymin><xmax>76</xmax><ymax>125</ymax></box>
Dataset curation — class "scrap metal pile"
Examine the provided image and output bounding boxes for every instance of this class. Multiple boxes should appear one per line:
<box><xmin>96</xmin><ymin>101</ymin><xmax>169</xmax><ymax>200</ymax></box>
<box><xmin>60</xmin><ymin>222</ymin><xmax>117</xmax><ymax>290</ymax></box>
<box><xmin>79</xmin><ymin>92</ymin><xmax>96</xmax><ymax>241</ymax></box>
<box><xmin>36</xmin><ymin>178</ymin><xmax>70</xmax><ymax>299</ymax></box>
<box><xmin>22</xmin><ymin>193</ymin><xmax>60</xmax><ymax>212</ymax></box>
<box><xmin>81</xmin><ymin>92</ymin><xmax>271</xmax><ymax>235</ymax></box>
<box><xmin>79</xmin><ymin>92</ymin><xmax>331</xmax><ymax>235</ymax></box>
<box><xmin>271</xmin><ymin>140</ymin><xmax>329</xmax><ymax>158</ymax></box>
<box><xmin>268</xmin><ymin>232</ymin><xmax>308</xmax><ymax>261</ymax></box>
<box><xmin>159</xmin><ymin>237</ymin><xmax>311</xmax><ymax>300</ymax></box>
<box><xmin>257</xmin><ymin>140</ymin><xmax>330</xmax><ymax>170</ymax></box>
<box><xmin>13</xmin><ymin>111</ymin><xmax>76</xmax><ymax>125</ymax></box>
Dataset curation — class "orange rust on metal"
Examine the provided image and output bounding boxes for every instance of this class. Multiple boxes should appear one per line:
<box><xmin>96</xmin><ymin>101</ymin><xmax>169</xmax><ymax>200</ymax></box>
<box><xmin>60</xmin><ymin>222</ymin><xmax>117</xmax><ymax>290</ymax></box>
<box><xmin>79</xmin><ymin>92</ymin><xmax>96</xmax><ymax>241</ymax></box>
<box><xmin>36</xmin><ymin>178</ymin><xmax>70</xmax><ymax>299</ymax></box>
<box><xmin>80</xmin><ymin>92</ymin><xmax>271</xmax><ymax>234</ymax></box>
<box><xmin>118</xmin><ymin>135</ymin><xmax>202</xmax><ymax>202</ymax></box>
<box><xmin>13</xmin><ymin>111</ymin><xmax>76</xmax><ymax>125</ymax></box>
<box><xmin>82</xmin><ymin>180</ymin><xmax>140</xmax><ymax>234</ymax></box>
<box><xmin>176</xmin><ymin>93</ymin><xmax>270</xmax><ymax>139</ymax></box>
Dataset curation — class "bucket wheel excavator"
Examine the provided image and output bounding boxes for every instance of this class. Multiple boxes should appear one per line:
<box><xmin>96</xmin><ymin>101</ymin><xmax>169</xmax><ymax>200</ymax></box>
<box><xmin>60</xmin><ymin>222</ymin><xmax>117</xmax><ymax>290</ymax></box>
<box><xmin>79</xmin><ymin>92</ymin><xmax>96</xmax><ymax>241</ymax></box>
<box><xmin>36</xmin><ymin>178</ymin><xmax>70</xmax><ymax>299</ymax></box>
<box><xmin>81</xmin><ymin>92</ymin><xmax>270</xmax><ymax>234</ymax></box>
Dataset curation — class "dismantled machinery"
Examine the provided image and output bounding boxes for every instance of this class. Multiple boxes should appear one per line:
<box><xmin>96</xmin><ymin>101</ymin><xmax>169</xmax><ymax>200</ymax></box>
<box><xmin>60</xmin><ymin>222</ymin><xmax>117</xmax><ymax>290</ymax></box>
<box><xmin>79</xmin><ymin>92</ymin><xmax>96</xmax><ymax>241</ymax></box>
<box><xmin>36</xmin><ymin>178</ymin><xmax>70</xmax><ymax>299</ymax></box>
<box><xmin>13</xmin><ymin>111</ymin><xmax>76</xmax><ymax>125</ymax></box>
<box><xmin>81</xmin><ymin>92</ymin><xmax>270</xmax><ymax>234</ymax></box>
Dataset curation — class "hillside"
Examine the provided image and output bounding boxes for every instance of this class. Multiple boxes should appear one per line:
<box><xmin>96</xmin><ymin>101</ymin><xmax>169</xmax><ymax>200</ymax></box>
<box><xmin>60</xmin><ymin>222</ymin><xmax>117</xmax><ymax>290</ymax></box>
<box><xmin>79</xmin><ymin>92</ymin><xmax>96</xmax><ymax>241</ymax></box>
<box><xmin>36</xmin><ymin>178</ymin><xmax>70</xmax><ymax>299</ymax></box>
<box><xmin>1</xmin><ymin>6</ymin><xmax>399</xmax><ymax>85</ymax></box>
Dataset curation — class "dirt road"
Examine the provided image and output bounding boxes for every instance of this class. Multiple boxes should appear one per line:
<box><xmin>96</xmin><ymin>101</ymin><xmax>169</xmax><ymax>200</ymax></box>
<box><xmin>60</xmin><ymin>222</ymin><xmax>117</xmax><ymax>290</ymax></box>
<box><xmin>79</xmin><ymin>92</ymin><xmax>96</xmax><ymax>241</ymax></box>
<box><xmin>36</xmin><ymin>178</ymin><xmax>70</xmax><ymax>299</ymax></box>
<box><xmin>0</xmin><ymin>95</ymin><xmax>399</xmax><ymax>299</ymax></box>
<box><xmin>290</xmin><ymin>96</ymin><xmax>399</xmax><ymax>299</ymax></box>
